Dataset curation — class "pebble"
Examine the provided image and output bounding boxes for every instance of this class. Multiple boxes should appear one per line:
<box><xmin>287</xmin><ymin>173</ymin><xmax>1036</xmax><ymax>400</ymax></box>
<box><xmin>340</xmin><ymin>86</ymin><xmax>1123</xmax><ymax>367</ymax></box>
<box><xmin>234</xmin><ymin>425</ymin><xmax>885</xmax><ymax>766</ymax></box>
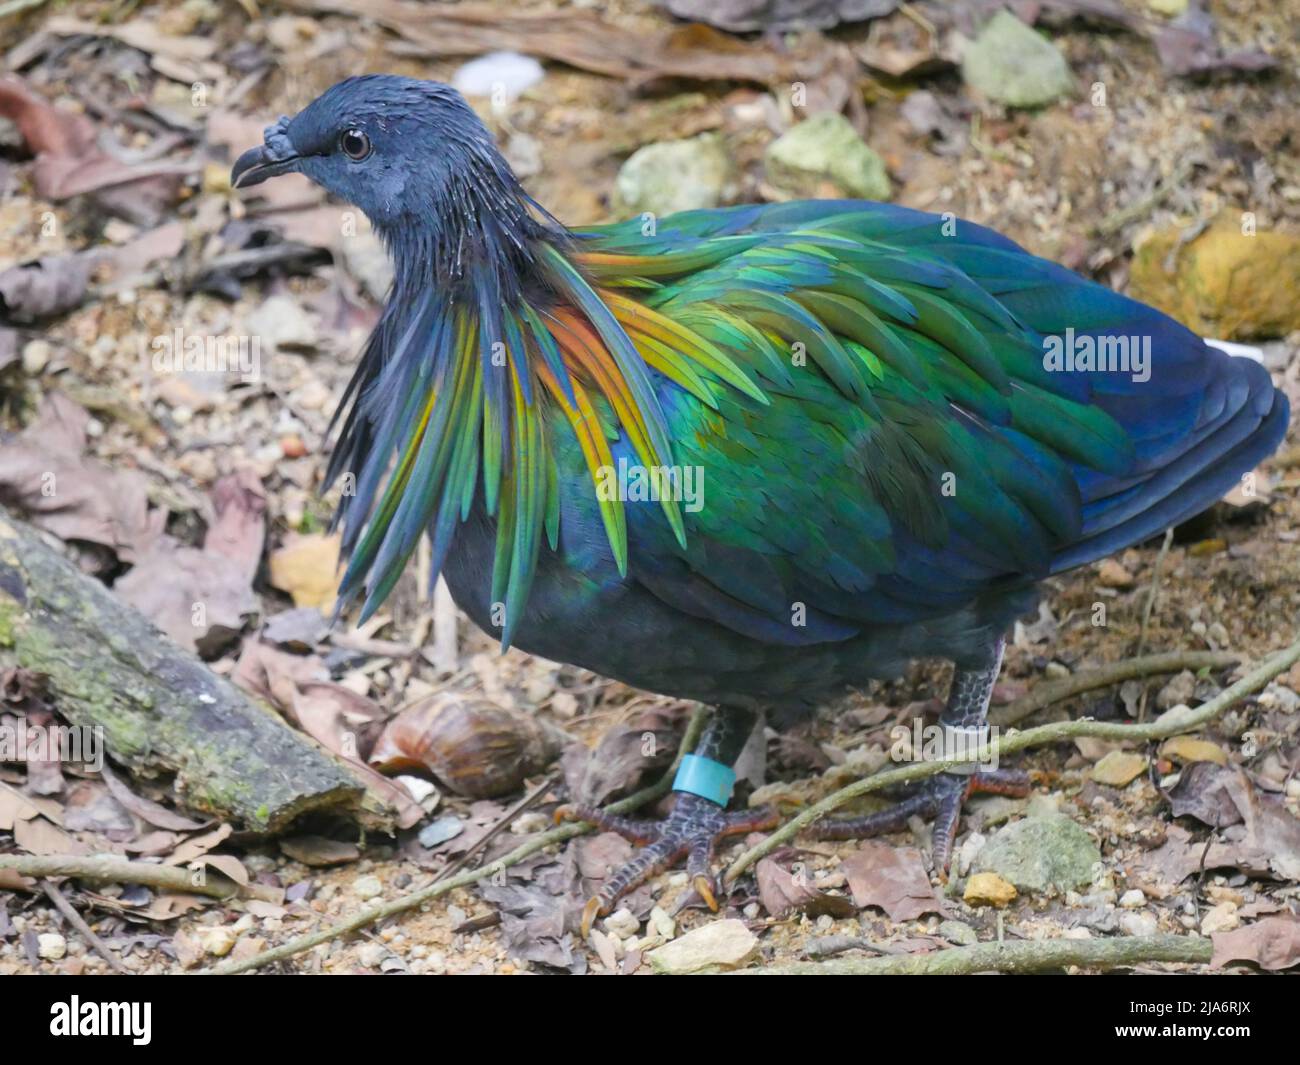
<box><xmin>1199</xmin><ymin>902</ymin><xmax>1240</xmax><ymax>935</ymax></box>
<box><xmin>199</xmin><ymin>927</ymin><xmax>235</xmax><ymax>958</ymax></box>
<box><xmin>961</xmin><ymin>10</ymin><xmax>1075</xmax><ymax>108</ymax></box>
<box><xmin>1119</xmin><ymin>912</ymin><xmax>1158</xmax><ymax>937</ymax></box>
<box><xmin>357</xmin><ymin>942</ymin><xmax>387</xmax><ymax>969</ymax></box>
<box><xmin>1091</xmin><ymin>750</ymin><xmax>1148</xmax><ymax>787</ymax></box>
<box><xmin>765</xmin><ymin>113</ymin><xmax>890</xmax><ymax>201</ymax></box>
<box><xmin>352</xmin><ymin>875</ymin><xmax>383</xmax><ymax>900</ymax></box>
<box><xmin>613</xmin><ymin>133</ymin><xmax>734</xmax><ymax>218</ymax></box>
<box><xmin>1119</xmin><ymin>889</ymin><xmax>1146</xmax><ymax>909</ymax></box>
<box><xmin>37</xmin><ymin>933</ymin><xmax>67</xmax><ymax>961</ymax></box>
<box><xmin>1097</xmin><ymin>559</ymin><xmax>1134</xmax><ymax>588</ymax></box>
<box><xmin>963</xmin><ymin>871</ymin><xmax>1018</xmax><ymax>907</ymax></box>
<box><xmin>603</xmin><ymin>908</ymin><xmax>640</xmax><ymax>939</ymax></box>
<box><xmin>647</xmin><ymin>920</ymin><xmax>759</xmax><ymax>975</ymax></box>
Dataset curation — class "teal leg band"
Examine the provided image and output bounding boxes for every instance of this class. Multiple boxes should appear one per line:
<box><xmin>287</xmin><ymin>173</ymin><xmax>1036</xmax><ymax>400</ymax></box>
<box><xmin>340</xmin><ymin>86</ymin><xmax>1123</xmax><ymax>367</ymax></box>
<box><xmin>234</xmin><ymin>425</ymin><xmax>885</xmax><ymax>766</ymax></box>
<box><xmin>672</xmin><ymin>754</ymin><xmax>735</xmax><ymax>806</ymax></box>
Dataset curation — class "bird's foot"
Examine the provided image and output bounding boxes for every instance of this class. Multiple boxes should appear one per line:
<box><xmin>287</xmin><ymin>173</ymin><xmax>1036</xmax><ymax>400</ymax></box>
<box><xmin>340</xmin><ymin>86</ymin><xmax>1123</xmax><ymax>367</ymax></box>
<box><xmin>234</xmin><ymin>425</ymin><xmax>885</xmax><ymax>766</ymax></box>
<box><xmin>807</xmin><ymin>767</ymin><xmax>1029</xmax><ymax>877</ymax></box>
<box><xmin>556</xmin><ymin>792</ymin><xmax>779</xmax><ymax>936</ymax></box>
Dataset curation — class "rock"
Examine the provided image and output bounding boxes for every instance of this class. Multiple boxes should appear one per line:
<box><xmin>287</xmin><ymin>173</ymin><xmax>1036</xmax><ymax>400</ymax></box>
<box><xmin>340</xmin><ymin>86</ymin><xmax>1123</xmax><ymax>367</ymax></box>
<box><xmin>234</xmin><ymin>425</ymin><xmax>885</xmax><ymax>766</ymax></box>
<box><xmin>452</xmin><ymin>51</ymin><xmax>544</xmax><ymax>101</ymax></box>
<box><xmin>647</xmin><ymin>918</ymin><xmax>759</xmax><ymax>974</ymax></box>
<box><xmin>357</xmin><ymin>941</ymin><xmax>387</xmax><ymax>968</ymax></box>
<box><xmin>246</xmin><ymin>294</ymin><xmax>317</xmax><ymax>352</ymax></box>
<box><xmin>37</xmin><ymin>933</ymin><xmax>67</xmax><ymax>960</ymax></box>
<box><xmin>963</xmin><ymin>872</ymin><xmax>1017</xmax><ymax>907</ymax></box>
<box><xmin>937</xmin><ymin>918</ymin><xmax>979</xmax><ymax>946</ymax></box>
<box><xmin>352</xmin><ymin>874</ymin><xmax>383</xmax><ymax>901</ymax></box>
<box><xmin>418</xmin><ymin>815</ymin><xmax>465</xmax><ymax>848</ymax></box>
<box><xmin>1119</xmin><ymin>911</ymin><xmax>1158</xmax><ymax>937</ymax></box>
<box><xmin>199</xmin><ymin>927</ymin><xmax>235</xmax><ymax>958</ymax></box>
<box><xmin>21</xmin><ymin>339</ymin><xmax>51</xmax><ymax>374</ymax></box>
<box><xmin>957</xmin><ymin>830</ymin><xmax>987</xmax><ymax>876</ymax></box>
<box><xmin>765</xmin><ymin>113</ymin><xmax>890</xmax><ymax>201</ymax></box>
<box><xmin>974</xmin><ymin>815</ymin><xmax>1101</xmax><ymax>893</ymax></box>
<box><xmin>1156</xmin><ymin>670</ymin><xmax>1197</xmax><ymax>711</ymax></box>
<box><xmin>1159</xmin><ymin>735</ymin><xmax>1228</xmax><ymax>766</ymax></box>
<box><xmin>1129</xmin><ymin>213</ymin><xmax>1300</xmax><ymax>339</ymax></box>
<box><xmin>1199</xmin><ymin>901</ymin><xmax>1239</xmax><ymax>935</ymax></box>
<box><xmin>1097</xmin><ymin>558</ymin><xmax>1134</xmax><ymax>588</ymax></box>
<box><xmin>1091</xmin><ymin>750</ymin><xmax>1148</xmax><ymax>787</ymax></box>
<box><xmin>1119</xmin><ymin>889</ymin><xmax>1147</xmax><ymax>908</ymax></box>
<box><xmin>961</xmin><ymin>11</ymin><xmax>1074</xmax><ymax>108</ymax></box>
<box><xmin>603</xmin><ymin>908</ymin><xmax>640</xmax><ymax>939</ymax></box>
<box><xmin>1148</xmin><ymin>0</ymin><xmax>1188</xmax><ymax>14</ymax></box>
<box><xmin>613</xmin><ymin>133</ymin><xmax>734</xmax><ymax>218</ymax></box>
<box><xmin>648</xmin><ymin>906</ymin><xmax>676</xmax><ymax>939</ymax></box>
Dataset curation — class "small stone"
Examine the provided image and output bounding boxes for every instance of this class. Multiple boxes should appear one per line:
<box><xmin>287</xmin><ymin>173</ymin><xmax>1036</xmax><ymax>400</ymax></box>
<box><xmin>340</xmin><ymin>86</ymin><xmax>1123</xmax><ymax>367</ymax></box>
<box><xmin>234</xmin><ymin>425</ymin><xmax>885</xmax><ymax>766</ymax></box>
<box><xmin>1097</xmin><ymin>559</ymin><xmax>1134</xmax><ymax>588</ymax></box>
<box><xmin>37</xmin><ymin>933</ymin><xmax>67</xmax><ymax>960</ymax></box>
<box><xmin>1119</xmin><ymin>889</ymin><xmax>1147</xmax><ymax>909</ymax></box>
<box><xmin>1119</xmin><ymin>911</ymin><xmax>1158</xmax><ymax>937</ymax></box>
<box><xmin>199</xmin><ymin>927</ymin><xmax>235</xmax><ymax>958</ymax></box>
<box><xmin>1091</xmin><ymin>750</ymin><xmax>1148</xmax><ymax>787</ymax></box>
<box><xmin>648</xmin><ymin>906</ymin><xmax>676</xmax><ymax>939</ymax></box>
<box><xmin>452</xmin><ymin>51</ymin><xmax>544</xmax><ymax>101</ymax></box>
<box><xmin>603</xmin><ymin>908</ymin><xmax>640</xmax><ymax>939</ymax></box>
<box><xmin>963</xmin><ymin>871</ymin><xmax>1018</xmax><ymax>907</ymax></box>
<box><xmin>1157</xmin><ymin>670</ymin><xmax>1198</xmax><ymax>711</ymax></box>
<box><xmin>647</xmin><ymin>919</ymin><xmax>759</xmax><ymax>974</ymax></box>
<box><xmin>1148</xmin><ymin>0</ymin><xmax>1189</xmax><ymax>15</ymax></box>
<box><xmin>1159</xmin><ymin>736</ymin><xmax>1228</xmax><ymax>766</ymax></box>
<box><xmin>957</xmin><ymin>831</ymin><xmax>987</xmax><ymax>876</ymax></box>
<box><xmin>246</xmin><ymin>294</ymin><xmax>317</xmax><ymax>352</ymax></box>
<box><xmin>765</xmin><ymin>113</ymin><xmax>890</xmax><ymax>201</ymax></box>
<box><xmin>1199</xmin><ymin>901</ymin><xmax>1239</xmax><ymax>935</ymax></box>
<box><xmin>418</xmin><ymin>816</ymin><xmax>465</xmax><ymax>848</ymax></box>
<box><xmin>357</xmin><ymin>942</ymin><xmax>387</xmax><ymax>968</ymax></box>
<box><xmin>352</xmin><ymin>874</ymin><xmax>383</xmax><ymax>900</ymax></box>
<box><xmin>961</xmin><ymin>11</ymin><xmax>1074</xmax><ymax>108</ymax></box>
<box><xmin>613</xmin><ymin>133</ymin><xmax>735</xmax><ymax>218</ymax></box>
<box><xmin>1044</xmin><ymin>661</ymin><xmax>1071</xmax><ymax>680</ymax></box>
<box><xmin>21</xmin><ymin>339</ymin><xmax>51</xmax><ymax>374</ymax></box>
<box><xmin>974</xmin><ymin>815</ymin><xmax>1102</xmax><ymax>893</ymax></box>
<box><xmin>938</xmin><ymin>919</ymin><xmax>979</xmax><ymax>946</ymax></box>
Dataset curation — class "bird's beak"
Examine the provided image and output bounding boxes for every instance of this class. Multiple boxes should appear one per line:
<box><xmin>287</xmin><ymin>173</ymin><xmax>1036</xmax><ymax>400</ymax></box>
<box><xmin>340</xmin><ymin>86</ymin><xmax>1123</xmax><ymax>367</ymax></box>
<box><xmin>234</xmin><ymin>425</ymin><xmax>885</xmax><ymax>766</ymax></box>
<box><xmin>230</xmin><ymin>141</ymin><xmax>302</xmax><ymax>189</ymax></box>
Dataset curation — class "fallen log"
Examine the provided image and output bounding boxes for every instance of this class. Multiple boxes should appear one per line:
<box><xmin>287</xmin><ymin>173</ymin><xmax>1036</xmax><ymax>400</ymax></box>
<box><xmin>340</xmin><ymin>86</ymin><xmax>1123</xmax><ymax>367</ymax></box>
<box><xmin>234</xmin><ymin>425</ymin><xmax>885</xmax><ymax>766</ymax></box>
<box><xmin>0</xmin><ymin>507</ymin><xmax>390</xmax><ymax>832</ymax></box>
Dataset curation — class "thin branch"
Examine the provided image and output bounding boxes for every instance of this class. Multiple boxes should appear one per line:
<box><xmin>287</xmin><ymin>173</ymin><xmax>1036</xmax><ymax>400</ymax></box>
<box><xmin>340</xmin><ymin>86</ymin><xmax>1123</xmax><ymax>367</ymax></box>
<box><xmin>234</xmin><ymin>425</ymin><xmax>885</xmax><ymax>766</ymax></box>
<box><xmin>989</xmin><ymin>649</ymin><xmax>1237</xmax><ymax>727</ymax></box>
<box><xmin>0</xmin><ymin>855</ymin><xmax>278</xmax><ymax>902</ymax></box>
<box><xmin>205</xmin><ymin>708</ymin><xmax>710</xmax><ymax>976</ymax></box>
<box><xmin>42</xmin><ymin>881</ymin><xmax>130</xmax><ymax>974</ymax></box>
<box><xmin>725</xmin><ymin>636</ymin><xmax>1300</xmax><ymax>885</ymax></box>
<box><xmin>739</xmin><ymin>934</ymin><xmax>1211</xmax><ymax>975</ymax></box>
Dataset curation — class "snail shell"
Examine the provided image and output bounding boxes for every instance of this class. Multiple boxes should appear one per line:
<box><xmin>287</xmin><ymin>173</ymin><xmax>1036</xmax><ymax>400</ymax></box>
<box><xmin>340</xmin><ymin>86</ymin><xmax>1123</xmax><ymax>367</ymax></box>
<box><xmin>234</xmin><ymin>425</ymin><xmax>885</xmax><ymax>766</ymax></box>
<box><xmin>370</xmin><ymin>694</ymin><xmax>562</xmax><ymax>799</ymax></box>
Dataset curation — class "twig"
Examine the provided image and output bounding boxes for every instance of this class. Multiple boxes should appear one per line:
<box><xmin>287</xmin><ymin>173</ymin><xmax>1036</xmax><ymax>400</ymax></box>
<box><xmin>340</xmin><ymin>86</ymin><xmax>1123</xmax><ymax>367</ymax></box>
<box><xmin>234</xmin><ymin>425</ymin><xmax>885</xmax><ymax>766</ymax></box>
<box><xmin>428</xmin><ymin>773</ymin><xmax>557</xmax><ymax>888</ymax></box>
<box><xmin>0</xmin><ymin>855</ymin><xmax>278</xmax><ymax>902</ymax></box>
<box><xmin>989</xmin><ymin>648</ymin><xmax>1237</xmax><ymax>727</ymax></box>
<box><xmin>41</xmin><ymin>881</ymin><xmax>130</xmax><ymax>974</ymax></box>
<box><xmin>1135</xmin><ymin>528</ymin><xmax>1175</xmax><ymax>721</ymax></box>
<box><xmin>725</xmin><ymin>636</ymin><xmax>1300</xmax><ymax>885</ymax></box>
<box><xmin>205</xmin><ymin>708</ymin><xmax>709</xmax><ymax>975</ymax></box>
<box><xmin>1094</xmin><ymin>159</ymin><xmax>1195</xmax><ymax>237</ymax></box>
<box><xmin>739</xmin><ymin>934</ymin><xmax>1211</xmax><ymax>975</ymax></box>
<box><xmin>803</xmin><ymin>934</ymin><xmax>905</xmax><ymax>959</ymax></box>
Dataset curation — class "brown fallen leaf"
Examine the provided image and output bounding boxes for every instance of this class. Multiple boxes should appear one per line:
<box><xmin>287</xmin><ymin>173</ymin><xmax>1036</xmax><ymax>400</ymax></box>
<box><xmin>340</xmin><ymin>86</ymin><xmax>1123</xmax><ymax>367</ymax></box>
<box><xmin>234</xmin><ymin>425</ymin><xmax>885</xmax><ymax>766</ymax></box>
<box><xmin>842</xmin><ymin>841</ymin><xmax>941</xmax><ymax>920</ymax></box>
<box><xmin>1211</xmin><ymin>915</ymin><xmax>1300</xmax><ymax>971</ymax></box>
<box><xmin>284</xmin><ymin>0</ymin><xmax>836</xmax><ymax>86</ymax></box>
<box><xmin>0</xmin><ymin>393</ymin><xmax>162</xmax><ymax>564</ymax></box>
<box><xmin>0</xmin><ymin>76</ymin><xmax>190</xmax><ymax>224</ymax></box>
<box><xmin>757</xmin><ymin>851</ymin><xmax>856</xmax><ymax>920</ymax></box>
<box><xmin>99</xmin><ymin>764</ymin><xmax>208</xmax><ymax>832</ymax></box>
<box><xmin>562</xmin><ymin>704</ymin><xmax>689</xmax><ymax>807</ymax></box>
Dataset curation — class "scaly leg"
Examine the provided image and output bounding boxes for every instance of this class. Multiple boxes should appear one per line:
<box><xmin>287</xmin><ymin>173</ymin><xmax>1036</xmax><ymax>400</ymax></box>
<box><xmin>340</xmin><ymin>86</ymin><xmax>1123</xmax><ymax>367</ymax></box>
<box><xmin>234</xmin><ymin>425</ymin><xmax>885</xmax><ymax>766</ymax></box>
<box><xmin>808</xmin><ymin>636</ymin><xmax>1029</xmax><ymax>874</ymax></box>
<box><xmin>557</xmin><ymin>707</ymin><xmax>777</xmax><ymax>936</ymax></box>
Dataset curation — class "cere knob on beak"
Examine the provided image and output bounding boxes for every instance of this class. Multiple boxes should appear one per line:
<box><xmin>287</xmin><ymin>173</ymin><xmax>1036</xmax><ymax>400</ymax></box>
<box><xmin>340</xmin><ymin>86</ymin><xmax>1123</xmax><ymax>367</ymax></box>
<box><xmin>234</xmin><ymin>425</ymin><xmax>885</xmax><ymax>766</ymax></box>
<box><xmin>230</xmin><ymin>116</ymin><xmax>302</xmax><ymax>189</ymax></box>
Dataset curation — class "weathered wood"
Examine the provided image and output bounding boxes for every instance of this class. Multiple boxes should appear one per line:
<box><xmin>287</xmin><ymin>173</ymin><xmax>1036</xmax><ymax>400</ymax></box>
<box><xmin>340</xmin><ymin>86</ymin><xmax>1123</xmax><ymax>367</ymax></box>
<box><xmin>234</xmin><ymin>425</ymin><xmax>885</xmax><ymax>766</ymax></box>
<box><xmin>0</xmin><ymin>507</ymin><xmax>384</xmax><ymax>832</ymax></box>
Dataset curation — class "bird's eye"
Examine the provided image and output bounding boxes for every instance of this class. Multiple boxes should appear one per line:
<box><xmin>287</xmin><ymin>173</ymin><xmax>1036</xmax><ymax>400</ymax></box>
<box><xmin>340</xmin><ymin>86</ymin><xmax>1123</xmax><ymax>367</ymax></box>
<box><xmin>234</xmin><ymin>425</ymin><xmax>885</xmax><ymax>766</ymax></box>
<box><xmin>340</xmin><ymin>129</ymin><xmax>371</xmax><ymax>161</ymax></box>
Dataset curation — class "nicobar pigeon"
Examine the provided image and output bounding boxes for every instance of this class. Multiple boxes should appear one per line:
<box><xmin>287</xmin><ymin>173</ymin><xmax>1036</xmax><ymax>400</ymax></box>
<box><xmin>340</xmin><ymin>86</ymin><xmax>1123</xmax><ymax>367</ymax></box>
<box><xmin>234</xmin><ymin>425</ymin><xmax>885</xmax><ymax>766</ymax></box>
<box><xmin>232</xmin><ymin>76</ymin><xmax>1289</xmax><ymax>930</ymax></box>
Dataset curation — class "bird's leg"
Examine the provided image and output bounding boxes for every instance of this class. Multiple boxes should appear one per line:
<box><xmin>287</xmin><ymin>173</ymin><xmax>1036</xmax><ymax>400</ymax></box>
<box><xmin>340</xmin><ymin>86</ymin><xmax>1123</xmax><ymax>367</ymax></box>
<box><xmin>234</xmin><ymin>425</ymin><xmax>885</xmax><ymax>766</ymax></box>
<box><xmin>557</xmin><ymin>706</ymin><xmax>778</xmax><ymax>936</ymax></box>
<box><xmin>808</xmin><ymin>636</ymin><xmax>1029</xmax><ymax>875</ymax></box>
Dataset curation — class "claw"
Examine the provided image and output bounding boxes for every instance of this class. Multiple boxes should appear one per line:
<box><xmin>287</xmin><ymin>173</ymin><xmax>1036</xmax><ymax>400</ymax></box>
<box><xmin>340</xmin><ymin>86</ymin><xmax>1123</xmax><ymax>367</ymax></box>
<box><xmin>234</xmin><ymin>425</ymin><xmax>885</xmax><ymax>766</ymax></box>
<box><xmin>581</xmin><ymin>896</ymin><xmax>603</xmax><ymax>939</ymax></box>
<box><xmin>693</xmin><ymin>874</ymin><xmax>718</xmax><ymax>912</ymax></box>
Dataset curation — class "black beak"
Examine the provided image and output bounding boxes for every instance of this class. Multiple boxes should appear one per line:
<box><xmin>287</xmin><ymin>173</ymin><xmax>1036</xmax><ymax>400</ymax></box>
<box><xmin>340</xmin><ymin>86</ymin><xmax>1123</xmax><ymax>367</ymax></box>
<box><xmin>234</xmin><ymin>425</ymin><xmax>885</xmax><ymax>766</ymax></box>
<box><xmin>231</xmin><ymin>142</ymin><xmax>303</xmax><ymax>189</ymax></box>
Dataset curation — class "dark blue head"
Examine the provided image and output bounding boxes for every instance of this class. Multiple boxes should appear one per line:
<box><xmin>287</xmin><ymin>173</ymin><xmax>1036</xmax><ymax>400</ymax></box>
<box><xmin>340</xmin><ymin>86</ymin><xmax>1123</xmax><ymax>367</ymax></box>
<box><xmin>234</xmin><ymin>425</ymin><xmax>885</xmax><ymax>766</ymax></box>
<box><xmin>232</xmin><ymin>75</ymin><xmax>554</xmax><ymax>288</ymax></box>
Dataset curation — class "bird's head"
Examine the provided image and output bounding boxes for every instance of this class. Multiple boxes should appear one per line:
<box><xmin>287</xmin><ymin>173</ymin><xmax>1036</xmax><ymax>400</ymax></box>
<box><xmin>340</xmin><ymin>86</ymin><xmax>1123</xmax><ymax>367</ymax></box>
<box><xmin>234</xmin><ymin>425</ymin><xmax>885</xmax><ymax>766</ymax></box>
<box><xmin>231</xmin><ymin>75</ymin><xmax>547</xmax><ymax>264</ymax></box>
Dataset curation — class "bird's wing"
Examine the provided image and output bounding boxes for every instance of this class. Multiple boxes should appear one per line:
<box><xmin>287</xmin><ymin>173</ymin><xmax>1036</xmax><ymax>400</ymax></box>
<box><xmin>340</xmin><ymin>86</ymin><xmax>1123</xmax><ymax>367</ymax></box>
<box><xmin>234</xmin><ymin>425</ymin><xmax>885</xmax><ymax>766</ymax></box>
<box><xmin>571</xmin><ymin>201</ymin><xmax>1285</xmax><ymax>642</ymax></box>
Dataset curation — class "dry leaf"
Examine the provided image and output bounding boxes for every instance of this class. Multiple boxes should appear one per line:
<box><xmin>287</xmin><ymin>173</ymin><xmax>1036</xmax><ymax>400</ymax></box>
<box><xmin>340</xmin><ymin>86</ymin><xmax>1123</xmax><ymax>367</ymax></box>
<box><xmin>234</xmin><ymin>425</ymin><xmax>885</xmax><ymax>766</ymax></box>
<box><xmin>842</xmin><ymin>841</ymin><xmax>941</xmax><ymax>920</ymax></box>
